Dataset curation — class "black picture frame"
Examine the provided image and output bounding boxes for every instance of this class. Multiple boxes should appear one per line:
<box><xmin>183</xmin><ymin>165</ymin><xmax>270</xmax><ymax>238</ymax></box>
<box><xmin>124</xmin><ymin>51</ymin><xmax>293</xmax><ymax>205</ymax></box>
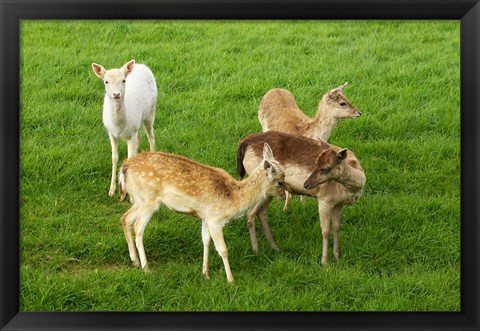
<box><xmin>1</xmin><ymin>0</ymin><xmax>479</xmax><ymax>330</ymax></box>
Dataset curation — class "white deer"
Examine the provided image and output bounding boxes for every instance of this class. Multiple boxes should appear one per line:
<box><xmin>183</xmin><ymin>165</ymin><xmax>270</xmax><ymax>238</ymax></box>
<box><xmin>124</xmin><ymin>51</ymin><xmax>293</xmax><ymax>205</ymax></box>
<box><xmin>92</xmin><ymin>60</ymin><xmax>157</xmax><ymax>196</ymax></box>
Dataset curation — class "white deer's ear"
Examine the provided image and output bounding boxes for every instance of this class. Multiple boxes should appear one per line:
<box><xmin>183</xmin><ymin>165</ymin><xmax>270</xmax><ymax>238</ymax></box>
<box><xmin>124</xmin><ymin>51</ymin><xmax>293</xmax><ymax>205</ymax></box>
<box><xmin>337</xmin><ymin>148</ymin><xmax>348</xmax><ymax>162</ymax></box>
<box><xmin>336</xmin><ymin>82</ymin><xmax>348</xmax><ymax>92</ymax></box>
<box><xmin>263</xmin><ymin>143</ymin><xmax>274</xmax><ymax>161</ymax></box>
<box><xmin>122</xmin><ymin>60</ymin><xmax>135</xmax><ymax>76</ymax></box>
<box><xmin>92</xmin><ymin>63</ymin><xmax>106</xmax><ymax>79</ymax></box>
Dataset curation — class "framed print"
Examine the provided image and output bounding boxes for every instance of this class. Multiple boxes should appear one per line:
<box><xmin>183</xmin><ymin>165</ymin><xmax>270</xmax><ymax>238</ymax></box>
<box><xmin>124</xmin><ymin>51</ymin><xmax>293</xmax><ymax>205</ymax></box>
<box><xmin>1</xmin><ymin>0</ymin><xmax>479</xmax><ymax>330</ymax></box>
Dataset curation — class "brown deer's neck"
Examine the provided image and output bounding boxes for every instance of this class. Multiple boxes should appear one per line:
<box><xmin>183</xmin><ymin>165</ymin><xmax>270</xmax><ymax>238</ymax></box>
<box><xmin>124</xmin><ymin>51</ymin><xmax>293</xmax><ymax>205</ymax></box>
<box><xmin>336</xmin><ymin>161</ymin><xmax>365</xmax><ymax>194</ymax></box>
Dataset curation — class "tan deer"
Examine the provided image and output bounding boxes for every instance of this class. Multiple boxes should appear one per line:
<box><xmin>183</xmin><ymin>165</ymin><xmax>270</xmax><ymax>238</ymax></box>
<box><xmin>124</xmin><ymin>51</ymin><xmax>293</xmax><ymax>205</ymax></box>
<box><xmin>237</xmin><ymin>131</ymin><xmax>365</xmax><ymax>264</ymax></box>
<box><xmin>258</xmin><ymin>83</ymin><xmax>361</xmax><ymax>141</ymax></box>
<box><xmin>118</xmin><ymin>143</ymin><xmax>286</xmax><ymax>283</ymax></box>
<box><xmin>258</xmin><ymin>83</ymin><xmax>361</xmax><ymax>210</ymax></box>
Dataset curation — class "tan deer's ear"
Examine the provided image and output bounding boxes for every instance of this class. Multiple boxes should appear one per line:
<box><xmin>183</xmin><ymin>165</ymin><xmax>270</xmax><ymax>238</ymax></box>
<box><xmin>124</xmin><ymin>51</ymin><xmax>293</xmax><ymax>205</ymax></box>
<box><xmin>337</xmin><ymin>148</ymin><xmax>348</xmax><ymax>162</ymax></box>
<box><xmin>328</xmin><ymin>91</ymin><xmax>340</xmax><ymax>101</ymax></box>
<box><xmin>92</xmin><ymin>63</ymin><xmax>106</xmax><ymax>79</ymax></box>
<box><xmin>336</xmin><ymin>82</ymin><xmax>348</xmax><ymax>92</ymax></box>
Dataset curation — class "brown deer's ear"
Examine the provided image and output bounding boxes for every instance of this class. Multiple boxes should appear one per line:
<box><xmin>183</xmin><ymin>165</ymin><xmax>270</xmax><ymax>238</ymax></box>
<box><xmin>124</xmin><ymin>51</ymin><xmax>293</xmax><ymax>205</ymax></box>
<box><xmin>337</xmin><ymin>149</ymin><xmax>348</xmax><ymax>162</ymax></box>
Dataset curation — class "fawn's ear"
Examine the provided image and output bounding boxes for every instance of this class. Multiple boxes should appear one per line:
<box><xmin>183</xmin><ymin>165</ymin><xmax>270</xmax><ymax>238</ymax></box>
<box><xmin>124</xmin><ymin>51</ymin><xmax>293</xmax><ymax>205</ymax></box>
<box><xmin>263</xmin><ymin>160</ymin><xmax>276</xmax><ymax>174</ymax></box>
<box><xmin>263</xmin><ymin>143</ymin><xmax>274</xmax><ymax>161</ymax></box>
<box><xmin>335</xmin><ymin>82</ymin><xmax>348</xmax><ymax>92</ymax></box>
<box><xmin>337</xmin><ymin>148</ymin><xmax>348</xmax><ymax>162</ymax></box>
<box><xmin>92</xmin><ymin>63</ymin><xmax>106</xmax><ymax>79</ymax></box>
<box><xmin>122</xmin><ymin>60</ymin><xmax>135</xmax><ymax>76</ymax></box>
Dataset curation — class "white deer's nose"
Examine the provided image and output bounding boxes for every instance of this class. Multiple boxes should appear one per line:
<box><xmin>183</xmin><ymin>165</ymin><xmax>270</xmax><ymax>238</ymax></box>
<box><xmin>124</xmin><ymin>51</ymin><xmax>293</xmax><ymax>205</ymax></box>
<box><xmin>112</xmin><ymin>92</ymin><xmax>121</xmax><ymax>100</ymax></box>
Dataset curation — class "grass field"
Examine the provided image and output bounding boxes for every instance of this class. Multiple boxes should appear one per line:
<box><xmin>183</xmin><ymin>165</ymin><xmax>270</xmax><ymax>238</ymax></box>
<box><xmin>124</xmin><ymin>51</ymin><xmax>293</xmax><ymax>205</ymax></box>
<box><xmin>19</xmin><ymin>20</ymin><xmax>460</xmax><ymax>311</ymax></box>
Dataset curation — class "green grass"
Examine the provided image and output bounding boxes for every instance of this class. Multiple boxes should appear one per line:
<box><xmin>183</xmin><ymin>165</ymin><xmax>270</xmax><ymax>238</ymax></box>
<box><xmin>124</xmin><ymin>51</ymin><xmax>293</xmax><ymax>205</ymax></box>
<box><xmin>19</xmin><ymin>20</ymin><xmax>460</xmax><ymax>311</ymax></box>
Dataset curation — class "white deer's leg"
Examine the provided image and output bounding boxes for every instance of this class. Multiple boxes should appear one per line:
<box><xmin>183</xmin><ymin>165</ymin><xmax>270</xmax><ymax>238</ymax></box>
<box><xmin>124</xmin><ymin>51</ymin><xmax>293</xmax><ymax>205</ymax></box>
<box><xmin>332</xmin><ymin>205</ymin><xmax>343</xmax><ymax>260</ymax></box>
<box><xmin>208</xmin><ymin>221</ymin><xmax>234</xmax><ymax>283</ymax></box>
<box><xmin>201</xmin><ymin>220</ymin><xmax>211</xmax><ymax>280</ymax></box>
<box><xmin>144</xmin><ymin>118</ymin><xmax>156</xmax><ymax>152</ymax></box>
<box><xmin>127</xmin><ymin>133</ymin><xmax>139</xmax><ymax>158</ymax></box>
<box><xmin>134</xmin><ymin>205</ymin><xmax>156</xmax><ymax>272</ymax></box>
<box><xmin>121</xmin><ymin>205</ymin><xmax>140</xmax><ymax>267</ymax></box>
<box><xmin>258</xmin><ymin>196</ymin><xmax>279</xmax><ymax>251</ymax></box>
<box><xmin>318</xmin><ymin>202</ymin><xmax>332</xmax><ymax>265</ymax></box>
<box><xmin>283</xmin><ymin>191</ymin><xmax>290</xmax><ymax>212</ymax></box>
<box><xmin>108</xmin><ymin>133</ymin><xmax>119</xmax><ymax>197</ymax></box>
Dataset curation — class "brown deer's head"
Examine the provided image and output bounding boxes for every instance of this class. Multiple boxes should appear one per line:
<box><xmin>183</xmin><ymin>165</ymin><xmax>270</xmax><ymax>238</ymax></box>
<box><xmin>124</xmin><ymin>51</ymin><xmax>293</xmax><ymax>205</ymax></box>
<box><xmin>303</xmin><ymin>148</ymin><xmax>348</xmax><ymax>189</ymax></box>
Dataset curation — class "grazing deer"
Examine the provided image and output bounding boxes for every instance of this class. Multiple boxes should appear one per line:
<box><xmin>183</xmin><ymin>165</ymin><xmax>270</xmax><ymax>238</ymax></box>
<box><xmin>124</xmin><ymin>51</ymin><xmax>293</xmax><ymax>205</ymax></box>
<box><xmin>237</xmin><ymin>131</ymin><xmax>365</xmax><ymax>264</ymax></box>
<box><xmin>92</xmin><ymin>60</ymin><xmax>157</xmax><ymax>196</ymax></box>
<box><xmin>118</xmin><ymin>144</ymin><xmax>286</xmax><ymax>283</ymax></box>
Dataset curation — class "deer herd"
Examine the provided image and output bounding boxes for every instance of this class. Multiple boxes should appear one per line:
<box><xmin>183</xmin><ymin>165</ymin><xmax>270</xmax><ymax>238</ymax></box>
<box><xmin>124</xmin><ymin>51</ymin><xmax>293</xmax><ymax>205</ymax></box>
<box><xmin>92</xmin><ymin>60</ymin><xmax>366</xmax><ymax>283</ymax></box>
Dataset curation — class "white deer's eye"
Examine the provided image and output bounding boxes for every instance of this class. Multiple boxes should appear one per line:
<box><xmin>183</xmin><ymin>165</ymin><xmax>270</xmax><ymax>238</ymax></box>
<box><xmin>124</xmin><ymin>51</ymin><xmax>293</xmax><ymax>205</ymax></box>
<box><xmin>122</xmin><ymin>80</ymin><xmax>126</xmax><ymax>83</ymax></box>
<box><xmin>105</xmin><ymin>81</ymin><xmax>109</xmax><ymax>84</ymax></box>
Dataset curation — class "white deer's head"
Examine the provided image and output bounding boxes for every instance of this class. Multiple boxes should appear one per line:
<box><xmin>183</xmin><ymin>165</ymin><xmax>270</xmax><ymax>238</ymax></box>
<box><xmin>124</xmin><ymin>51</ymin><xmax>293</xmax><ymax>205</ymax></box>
<box><xmin>92</xmin><ymin>60</ymin><xmax>135</xmax><ymax>102</ymax></box>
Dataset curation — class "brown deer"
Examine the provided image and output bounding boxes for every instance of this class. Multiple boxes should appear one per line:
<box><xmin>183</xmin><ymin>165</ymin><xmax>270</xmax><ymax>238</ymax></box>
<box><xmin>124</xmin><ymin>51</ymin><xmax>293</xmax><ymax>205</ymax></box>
<box><xmin>237</xmin><ymin>131</ymin><xmax>365</xmax><ymax>264</ymax></box>
<box><xmin>258</xmin><ymin>83</ymin><xmax>361</xmax><ymax>210</ymax></box>
<box><xmin>118</xmin><ymin>143</ymin><xmax>286</xmax><ymax>283</ymax></box>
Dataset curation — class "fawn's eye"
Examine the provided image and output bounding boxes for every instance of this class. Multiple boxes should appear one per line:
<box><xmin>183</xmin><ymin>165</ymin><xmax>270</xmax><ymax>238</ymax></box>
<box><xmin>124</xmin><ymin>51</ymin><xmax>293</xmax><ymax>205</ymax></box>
<box><xmin>278</xmin><ymin>181</ymin><xmax>283</xmax><ymax>186</ymax></box>
<box><xmin>340</xmin><ymin>102</ymin><xmax>346</xmax><ymax>106</ymax></box>
<box><xmin>105</xmin><ymin>81</ymin><xmax>109</xmax><ymax>84</ymax></box>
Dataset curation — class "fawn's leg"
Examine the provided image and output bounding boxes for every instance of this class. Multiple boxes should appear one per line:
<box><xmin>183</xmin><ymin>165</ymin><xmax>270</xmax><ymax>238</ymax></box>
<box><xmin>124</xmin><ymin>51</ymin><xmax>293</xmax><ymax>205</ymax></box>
<box><xmin>201</xmin><ymin>220</ymin><xmax>212</xmax><ymax>279</ymax></box>
<box><xmin>247</xmin><ymin>202</ymin><xmax>263</xmax><ymax>254</ymax></box>
<box><xmin>122</xmin><ymin>205</ymin><xmax>140</xmax><ymax>267</ymax></box>
<box><xmin>134</xmin><ymin>205</ymin><xmax>156</xmax><ymax>272</ymax></box>
<box><xmin>208</xmin><ymin>221</ymin><xmax>234</xmax><ymax>283</ymax></box>
<box><xmin>257</xmin><ymin>196</ymin><xmax>279</xmax><ymax>251</ymax></box>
